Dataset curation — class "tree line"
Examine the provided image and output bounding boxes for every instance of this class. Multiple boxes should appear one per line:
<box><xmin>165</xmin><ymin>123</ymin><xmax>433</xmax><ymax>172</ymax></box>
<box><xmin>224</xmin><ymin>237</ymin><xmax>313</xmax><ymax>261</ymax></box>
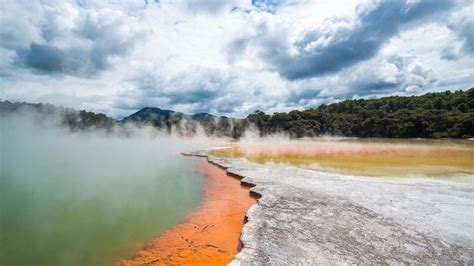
<box><xmin>1</xmin><ymin>88</ymin><xmax>473</xmax><ymax>138</ymax></box>
<box><xmin>245</xmin><ymin>88</ymin><xmax>473</xmax><ymax>138</ymax></box>
<box><xmin>0</xmin><ymin>101</ymin><xmax>115</xmax><ymax>131</ymax></box>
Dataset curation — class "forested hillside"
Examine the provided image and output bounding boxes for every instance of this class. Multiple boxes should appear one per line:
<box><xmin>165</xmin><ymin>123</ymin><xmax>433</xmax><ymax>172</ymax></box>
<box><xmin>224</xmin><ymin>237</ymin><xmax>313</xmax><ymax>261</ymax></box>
<box><xmin>0</xmin><ymin>101</ymin><xmax>115</xmax><ymax>131</ymax></box>
<box><xmin>247</xmin><ymin>88</ymin><xmax>474</xmax><ymax>138</ymax></box>
<box><xmin>2</xmin><ymin>88</ymin><xmax>473</xmax><ymax>138</ymax></box>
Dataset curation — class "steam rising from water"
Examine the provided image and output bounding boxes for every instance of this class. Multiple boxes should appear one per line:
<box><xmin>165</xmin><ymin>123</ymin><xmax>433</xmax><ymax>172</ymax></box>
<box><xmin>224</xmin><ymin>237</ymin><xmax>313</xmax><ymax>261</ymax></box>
<box><xmin>212</xmin><ymin>137</ymin><xmax>474</xmax><ymax>180</ymax></box>
<box><xmin>2</xmin><ymin>108</ymin><xmax>473</xmax><ymax>264</ymax></box>
<box><xmin>0</xmin><ymin>112</ymin><xmax>211</xmax><ymax>265</ymax></box>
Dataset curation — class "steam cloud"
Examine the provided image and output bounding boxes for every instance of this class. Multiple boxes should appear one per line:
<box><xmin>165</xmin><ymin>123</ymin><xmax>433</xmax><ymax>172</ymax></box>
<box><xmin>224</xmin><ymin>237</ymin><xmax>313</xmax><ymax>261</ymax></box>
<box><xmin>0</xmin><ymin>110</ymin><xmax>215</xmax><ymax>265</ymax></box>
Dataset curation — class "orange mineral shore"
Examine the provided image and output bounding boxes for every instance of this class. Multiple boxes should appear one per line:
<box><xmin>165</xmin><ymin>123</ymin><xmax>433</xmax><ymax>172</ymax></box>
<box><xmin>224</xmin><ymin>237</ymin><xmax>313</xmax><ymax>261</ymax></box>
<box><xmin>115</xmin><ymin>158</ymin><xmax>257</xmax><ymax>266</ymax></box>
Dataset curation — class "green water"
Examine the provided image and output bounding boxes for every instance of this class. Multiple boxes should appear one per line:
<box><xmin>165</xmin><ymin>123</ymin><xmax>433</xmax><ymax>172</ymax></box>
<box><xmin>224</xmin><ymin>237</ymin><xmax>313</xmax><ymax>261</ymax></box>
<box><xmin>0</xmin><ymin>116</ymin><xmax>205</xmax><ymax>265</ymax></box>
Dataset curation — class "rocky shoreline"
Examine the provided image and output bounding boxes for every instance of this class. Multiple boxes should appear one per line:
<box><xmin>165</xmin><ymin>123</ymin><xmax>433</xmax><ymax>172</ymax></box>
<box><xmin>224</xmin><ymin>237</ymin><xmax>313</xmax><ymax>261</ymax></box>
<box><xmin>116</xmin><ymin>157</ymin><xmax>256</xmax><ymax>265</ymax></box>
<box><xmin>187</xmin><ymin>151</ymin><xmax>474</xmax><ymax>264</ymax></box>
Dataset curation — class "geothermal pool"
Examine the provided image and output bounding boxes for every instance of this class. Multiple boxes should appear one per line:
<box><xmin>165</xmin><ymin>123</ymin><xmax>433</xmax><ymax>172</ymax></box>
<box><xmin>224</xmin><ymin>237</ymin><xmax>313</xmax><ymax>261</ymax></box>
<box><xmin>3</xmin><ymin>114</ymin><xmax>473</xmax><ymax>266</ymax></box>
<box><xmin>118</xmin><ymin>158</ymin><xmax>257</xmax><ymax>265</ymax></box>
<box><xmin>0</xmin><ymin>117</ymin><xmax>206</xmax><ymax>265</ymax></box>
<box><xmin>210</xmin><ymin>138</ymin><xmax>474</xmax><ymax>181</ymax></box>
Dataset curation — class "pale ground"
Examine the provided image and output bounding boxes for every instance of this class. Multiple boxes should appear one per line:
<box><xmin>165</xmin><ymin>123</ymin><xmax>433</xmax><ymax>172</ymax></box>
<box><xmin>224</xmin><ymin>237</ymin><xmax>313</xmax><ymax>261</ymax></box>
<box><xmin>200</xmin><ymin>155</ymin><xmax>474</xmax><ymax>264</ymax></box>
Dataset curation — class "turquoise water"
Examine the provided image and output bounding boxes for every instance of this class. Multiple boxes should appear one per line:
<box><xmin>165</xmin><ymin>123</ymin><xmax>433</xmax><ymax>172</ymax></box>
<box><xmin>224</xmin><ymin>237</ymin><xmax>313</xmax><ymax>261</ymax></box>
<box><xmin>0</xmin><ymin>116</ymin><xmax>205</xmax><ymax>265</ymax></box>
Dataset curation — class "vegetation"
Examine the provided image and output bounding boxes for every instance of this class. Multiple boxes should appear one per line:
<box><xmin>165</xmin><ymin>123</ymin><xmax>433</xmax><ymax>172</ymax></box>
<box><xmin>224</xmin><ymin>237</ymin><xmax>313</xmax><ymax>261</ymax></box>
<box><xmin>0</xmin><ymin>101</ymin><xmax>115</xmax><ymax>132</ymax></box>
<box><xmin>2</xmin><ymin>88</ymin><xmax>473</xmax><ymax>138</ymax></box>
<box><xmin>245</xmin><ymin>88</ymin><xmax>474</xmax><ymax>138</ymax></box>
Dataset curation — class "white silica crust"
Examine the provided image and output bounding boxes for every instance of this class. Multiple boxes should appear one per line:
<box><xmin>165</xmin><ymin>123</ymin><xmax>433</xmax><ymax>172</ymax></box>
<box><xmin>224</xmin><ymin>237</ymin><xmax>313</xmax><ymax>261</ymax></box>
<box><xmin>204</xmin><ymin>156</ymin><xmax>474</xmax><ymax>265</ymax></box>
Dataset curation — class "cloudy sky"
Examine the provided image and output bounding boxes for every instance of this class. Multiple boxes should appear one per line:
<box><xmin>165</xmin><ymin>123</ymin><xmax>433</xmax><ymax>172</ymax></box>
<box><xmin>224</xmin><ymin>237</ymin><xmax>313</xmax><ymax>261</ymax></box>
<box><xmin>1</xmin><ymin>0</ymin><xmax>473</xmax><ymax>118</ymax></box>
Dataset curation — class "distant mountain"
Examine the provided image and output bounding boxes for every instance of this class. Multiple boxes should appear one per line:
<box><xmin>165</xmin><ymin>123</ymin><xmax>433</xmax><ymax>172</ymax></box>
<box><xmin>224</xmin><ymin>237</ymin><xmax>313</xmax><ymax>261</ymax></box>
<box><xmin>191</xmin><ymin>112</ymin><xmax>217</xmax><ymax>122</ymax></box>
<box><xmin>3</xmin><ymin>88</ymin><xmax>472</xmax><ymax>139</ymax></box>
<box><xmin>121</xmin><ymin>107</ymin><xmax>243</xmax><ymax>137</ymax></box>
<box><xmin>123</xmin><ymin>107</ymin><xmax>181</xmax><ymax>123</ymax></box>
<box><xmin>123</xmin><ymin>108</ymin><xmax>218</xmax><ymax>123</ymax></box>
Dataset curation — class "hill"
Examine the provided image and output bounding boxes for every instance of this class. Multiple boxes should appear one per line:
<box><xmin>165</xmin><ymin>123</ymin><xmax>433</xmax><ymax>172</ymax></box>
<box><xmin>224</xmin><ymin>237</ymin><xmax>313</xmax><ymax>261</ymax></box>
<box><xmin>124</xmin><ymin>107</ymin><xmax>179</xmax><ymax>123</ymax></box>
<box><xmin>122</xmin><ymin>107</ymin><xmax>243</xmax><ymax>138</ymax></box>
<box><xmin>0</xmin><ymin>101</ymin><xmax>115</xmax><ymax>132</ymax></box>
<box><xmin>247</xmin><ymin>88</ymin><xmax>474</xmax><ymax>138</ymax></box>
<box><xmin>2</xmin><ymin>88</ymin><xmax>473</xmax><ymax>138</ymax></box>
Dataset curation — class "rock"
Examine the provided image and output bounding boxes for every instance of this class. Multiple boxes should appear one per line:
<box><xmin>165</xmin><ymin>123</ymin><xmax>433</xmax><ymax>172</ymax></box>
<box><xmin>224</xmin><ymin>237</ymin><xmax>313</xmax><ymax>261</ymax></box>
<box><xmin>205</xmin><ymin>157</ymin><xmax>474</xmax><ymax>264</ymax></box>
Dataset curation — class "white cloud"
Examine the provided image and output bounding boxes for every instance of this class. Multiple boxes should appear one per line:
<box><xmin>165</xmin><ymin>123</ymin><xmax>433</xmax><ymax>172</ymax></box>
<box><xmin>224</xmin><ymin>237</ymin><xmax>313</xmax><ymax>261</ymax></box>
<box><xmin>1</xmin><ymin>0</ymin><xmax>473</xmax><ymax>118</ymax></box>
